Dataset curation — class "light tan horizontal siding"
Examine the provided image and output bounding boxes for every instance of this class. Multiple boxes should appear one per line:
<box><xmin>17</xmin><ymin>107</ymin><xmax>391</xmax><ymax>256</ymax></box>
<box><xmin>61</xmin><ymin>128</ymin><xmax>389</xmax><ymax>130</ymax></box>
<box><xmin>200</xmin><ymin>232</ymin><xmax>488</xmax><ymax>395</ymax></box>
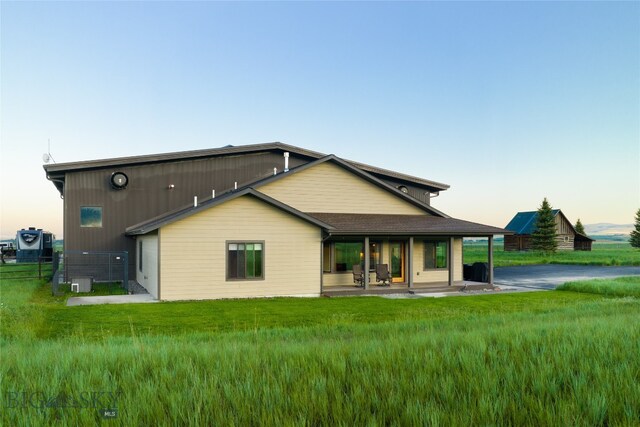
<box><xmin>160</xmin><ymin>196</ymin><xmax>321</xmax><ymax>300</ymax></box>
<box><xmin>323</xmin><ymin>272</ymin><xmax>378</xmax><ymax>287</ymax></box>
<box><xmin>260</xmin><ymin>162</ymin><xmax>427</xmax><ymax>215</ymax></box>
<box><xmin>413</xmin><ymin>238</ymin><xmax>462</xmax><ymax>283</ymax></box>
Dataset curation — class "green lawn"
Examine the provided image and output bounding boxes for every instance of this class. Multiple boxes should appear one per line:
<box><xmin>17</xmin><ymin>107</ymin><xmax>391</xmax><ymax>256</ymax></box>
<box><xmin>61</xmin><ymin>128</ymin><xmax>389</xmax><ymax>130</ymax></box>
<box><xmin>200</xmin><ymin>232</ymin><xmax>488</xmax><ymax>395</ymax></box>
<box><xmin>1</xmin><ymin>263</ymin><xmax>639</xmax><ymax>425</ymax></box>
<box><xmin>464</xmin><ymin>241</ymin><xmax>639</xmax><ymax>267</ymax></box>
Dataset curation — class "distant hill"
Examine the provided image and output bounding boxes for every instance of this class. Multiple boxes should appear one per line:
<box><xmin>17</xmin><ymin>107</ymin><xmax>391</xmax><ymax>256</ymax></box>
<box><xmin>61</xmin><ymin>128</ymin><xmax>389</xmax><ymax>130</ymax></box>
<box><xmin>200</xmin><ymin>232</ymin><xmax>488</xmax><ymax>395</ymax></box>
<box><xmin>584</xmin><ymin>223</ymin><xmax>633</xmax><ymax>236</ymax></box>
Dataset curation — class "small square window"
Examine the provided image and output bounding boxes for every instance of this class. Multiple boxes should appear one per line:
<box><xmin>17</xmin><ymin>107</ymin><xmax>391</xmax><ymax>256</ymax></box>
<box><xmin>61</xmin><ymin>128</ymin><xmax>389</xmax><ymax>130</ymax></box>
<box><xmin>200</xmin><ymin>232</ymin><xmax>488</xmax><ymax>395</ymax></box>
<box><xmin>80</xmin><ymin>207</ymin><xmax>102</xmax><ymax>227</ymax></box>
<box><xmin>227</xmin><ymin>241</ymin><xmax>264</xmax><ymax>280</ymax></box>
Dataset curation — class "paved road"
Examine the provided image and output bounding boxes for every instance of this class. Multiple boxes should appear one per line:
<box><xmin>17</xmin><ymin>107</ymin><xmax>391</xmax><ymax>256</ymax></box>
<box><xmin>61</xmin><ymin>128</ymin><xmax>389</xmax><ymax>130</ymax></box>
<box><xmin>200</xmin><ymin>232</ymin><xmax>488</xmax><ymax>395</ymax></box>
<box><xmin>494</xmin><ymin>265</ymin><xmax>640</xmax><ymax>290</ymax></box>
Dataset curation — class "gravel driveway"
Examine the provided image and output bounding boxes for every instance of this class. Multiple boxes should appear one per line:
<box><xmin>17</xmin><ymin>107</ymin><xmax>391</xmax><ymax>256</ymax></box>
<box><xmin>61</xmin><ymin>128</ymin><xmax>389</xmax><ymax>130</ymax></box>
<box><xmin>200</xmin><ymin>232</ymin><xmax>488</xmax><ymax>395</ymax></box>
<box><xmin>494</xmin><ymin>265</ymin><xmax>640</xmax><ymax>290</ymax></box>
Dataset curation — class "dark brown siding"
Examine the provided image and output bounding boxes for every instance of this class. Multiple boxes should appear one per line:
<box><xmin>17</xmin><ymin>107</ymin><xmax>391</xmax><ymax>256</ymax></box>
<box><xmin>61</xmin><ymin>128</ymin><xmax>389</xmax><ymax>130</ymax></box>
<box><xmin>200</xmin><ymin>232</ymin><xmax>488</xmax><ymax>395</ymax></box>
<box><xmin>574</xmin><ymin>236</ymin><xmax>593</xmax><ymax>251</ymax></box>
<box><xmin>376</xmin><ymin>180</ymin><xmax>432</xmax><ymax>205</ymax></box>
<box><xmin>504</xmin><ymin>235</ymin><xmax>531</xmax><ymax>251</ymax></box>
<box><xmin>63</xmin><ymin>151</ymin><xmax>308</xmax><ymax>275</ymax></box>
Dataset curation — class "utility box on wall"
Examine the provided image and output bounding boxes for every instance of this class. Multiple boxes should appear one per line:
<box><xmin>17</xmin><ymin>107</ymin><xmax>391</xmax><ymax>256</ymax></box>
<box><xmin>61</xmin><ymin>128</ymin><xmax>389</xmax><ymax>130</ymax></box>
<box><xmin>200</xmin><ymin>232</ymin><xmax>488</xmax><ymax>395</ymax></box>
<box><xmin>71</xmin><ymin>277</ymin><xmax>93</xmax><ymax>293</ymax></box>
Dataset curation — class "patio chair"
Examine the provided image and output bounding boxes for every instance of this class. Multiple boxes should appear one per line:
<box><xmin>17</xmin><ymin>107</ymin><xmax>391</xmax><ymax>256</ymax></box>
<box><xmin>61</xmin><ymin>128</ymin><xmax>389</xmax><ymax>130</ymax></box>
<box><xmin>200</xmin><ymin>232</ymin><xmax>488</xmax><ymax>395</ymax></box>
<box><xmin>352</xmin><ymin>264</ymin><xmax>364</xmax><ymax>287</ymax></box>
<box><xmin>376</xmin><ymin>264</ymin><xmax>392</xmax><ymax>287</ymax></box>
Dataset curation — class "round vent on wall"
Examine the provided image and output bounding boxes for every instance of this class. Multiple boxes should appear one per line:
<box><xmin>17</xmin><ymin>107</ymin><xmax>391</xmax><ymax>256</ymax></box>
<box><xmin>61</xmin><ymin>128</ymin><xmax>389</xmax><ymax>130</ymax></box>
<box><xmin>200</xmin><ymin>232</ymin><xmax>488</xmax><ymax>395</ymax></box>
<box><xmin>398</xmin><ymin>186</ymin><xmax>409</xmax><ymax>194</ymax></box>
<box><xmin>110</xmin><ymin>172</ymin><xmax>129</xmax><ymax>190</ymax></box>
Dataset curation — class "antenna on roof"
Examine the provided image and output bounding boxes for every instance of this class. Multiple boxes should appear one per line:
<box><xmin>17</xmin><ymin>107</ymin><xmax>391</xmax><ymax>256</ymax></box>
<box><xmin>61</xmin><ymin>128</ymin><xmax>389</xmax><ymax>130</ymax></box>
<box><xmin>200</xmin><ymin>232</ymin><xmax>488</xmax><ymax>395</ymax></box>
<box><xmin>42</xmin><ymin>138</ymin><xmax>56</xmax><ymax>164</ymax></box>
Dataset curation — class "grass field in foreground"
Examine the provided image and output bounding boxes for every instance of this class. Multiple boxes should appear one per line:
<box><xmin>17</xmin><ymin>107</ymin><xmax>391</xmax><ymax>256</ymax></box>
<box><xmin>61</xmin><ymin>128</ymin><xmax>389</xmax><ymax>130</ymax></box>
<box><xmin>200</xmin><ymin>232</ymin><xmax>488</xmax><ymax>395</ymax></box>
<box><xmin>557</xmin><ymin>275</ymin><xmax>640</xmax><ymax>298</ymax></box>
<box><xmin>464</xmin><ymin>242</ymin><xmax>639</xmax><ymax>267</ymax></box>
<box><xmin>1</xmin><ymin>266</ymin><xmax>639</xmax><ymax>425</ymax></box>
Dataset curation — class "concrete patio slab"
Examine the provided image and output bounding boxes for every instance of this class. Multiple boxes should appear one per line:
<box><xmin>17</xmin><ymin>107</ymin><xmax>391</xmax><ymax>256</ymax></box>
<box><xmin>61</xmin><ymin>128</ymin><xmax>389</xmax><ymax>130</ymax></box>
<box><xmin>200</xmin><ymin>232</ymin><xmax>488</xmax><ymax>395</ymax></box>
<box><xmin>66</xmin><ymin>294</ymin><xmax>158</xmax><ymax>306</ymax></box>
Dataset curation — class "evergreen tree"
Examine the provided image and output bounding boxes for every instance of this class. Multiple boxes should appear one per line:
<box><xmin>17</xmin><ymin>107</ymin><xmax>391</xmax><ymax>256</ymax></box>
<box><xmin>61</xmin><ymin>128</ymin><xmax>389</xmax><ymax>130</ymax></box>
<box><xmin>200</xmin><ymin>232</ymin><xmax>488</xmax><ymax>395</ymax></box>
<box><xmin>531</xmin><ymin>197</ymin><xmax>557</xmax><ymax>253</ymax></box>
<box><xmin>630</xmin><ymin>208</ymin><xmax>640</xmax><ymax>249</ymax></box>
<box><xmin>574</xmin><ymin>218</ymin><xmax>585</xmax><ymax>235</ymax></box>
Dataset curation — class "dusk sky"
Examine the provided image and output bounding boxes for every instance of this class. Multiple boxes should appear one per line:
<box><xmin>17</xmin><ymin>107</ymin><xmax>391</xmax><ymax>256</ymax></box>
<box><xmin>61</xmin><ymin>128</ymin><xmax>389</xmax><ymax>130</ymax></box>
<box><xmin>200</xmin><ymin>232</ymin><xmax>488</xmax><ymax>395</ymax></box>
<box><xmin>1</xmin><ymin>1</ymin><xmax>638</xmax><ymax>239</ymax></box>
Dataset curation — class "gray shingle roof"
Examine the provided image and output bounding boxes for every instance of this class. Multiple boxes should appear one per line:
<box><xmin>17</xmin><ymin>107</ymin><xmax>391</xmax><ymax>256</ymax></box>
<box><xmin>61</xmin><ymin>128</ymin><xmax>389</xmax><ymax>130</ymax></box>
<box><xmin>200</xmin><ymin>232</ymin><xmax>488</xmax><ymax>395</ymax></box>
<box><xmin>307</xmin><ymin>213</ymin><xmax>509</xmax><ymax>236</ymax></box>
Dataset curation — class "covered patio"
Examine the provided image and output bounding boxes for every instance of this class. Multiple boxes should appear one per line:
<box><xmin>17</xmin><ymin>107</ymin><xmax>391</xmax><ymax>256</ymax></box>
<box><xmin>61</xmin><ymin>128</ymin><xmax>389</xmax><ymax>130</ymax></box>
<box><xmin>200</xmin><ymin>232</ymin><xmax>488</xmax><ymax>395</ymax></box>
<box><xmin>309</xmin><ymin>213</ymin><xmax>507</xmax><ymax>294</ymax></box>
<box><xmin>321</xmin><ymin>280</ymin><xmax>495</xmax><ymax>297</ymax></box>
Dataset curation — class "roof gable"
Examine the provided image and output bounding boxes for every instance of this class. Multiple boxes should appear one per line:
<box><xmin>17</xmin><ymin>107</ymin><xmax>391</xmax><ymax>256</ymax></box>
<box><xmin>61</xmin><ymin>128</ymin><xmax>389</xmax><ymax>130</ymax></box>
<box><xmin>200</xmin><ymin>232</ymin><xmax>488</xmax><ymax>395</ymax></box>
<box><xmin>504</xmin><ymin>209</ymin><xmax>592</xmax><ymax>237</ymax></box>
<box><xmin>125</xmin><ymin>188</ymin><xmax>332</xmax><ymax>236</ymax></box>
<box><xmin>251</xmin><ymin>155</ymin><xmax>449</xmax><ymax>218</ymax></box>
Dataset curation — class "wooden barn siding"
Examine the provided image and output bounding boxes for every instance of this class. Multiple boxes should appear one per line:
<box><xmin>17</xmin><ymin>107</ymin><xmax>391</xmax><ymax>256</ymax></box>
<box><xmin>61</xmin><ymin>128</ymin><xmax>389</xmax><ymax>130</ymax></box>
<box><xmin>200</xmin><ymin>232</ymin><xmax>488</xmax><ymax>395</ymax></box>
<box><xmin>574</xmin><ymin>240</ymin><xmax>593</xmax><ymax>251</ymax></box>
<box><xmin>260</xmin><ymin>162</ymin><xmax>427</xmax><ymax>215</ymax></box>
<box><xmin>555</xmin><ymin>214</ymin><xmax>575</xmax><ymax>250</ymax></box>
<box><xmin>504</xmin><ymin>235</ymin><xmax>531</xmax><ymax>251</ymax></box>
<box><xmin>505</xmin><ymin>213</ymin><xmax>576</xmax><ymax>251</ymax></box>
<box><xmin>505</xmin><ymin>234</ymin><xmax>573</xmax><ymax>251</ymax></box>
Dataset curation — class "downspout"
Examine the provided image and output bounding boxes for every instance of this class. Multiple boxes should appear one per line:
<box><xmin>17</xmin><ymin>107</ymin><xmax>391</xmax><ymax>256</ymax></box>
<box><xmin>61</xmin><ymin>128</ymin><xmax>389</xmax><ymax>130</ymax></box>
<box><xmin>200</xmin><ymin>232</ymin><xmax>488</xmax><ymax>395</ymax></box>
<box><xmin>47</xmin><ymin>177</ymin><xmax>66</xmax><ymax>268</ymax></box>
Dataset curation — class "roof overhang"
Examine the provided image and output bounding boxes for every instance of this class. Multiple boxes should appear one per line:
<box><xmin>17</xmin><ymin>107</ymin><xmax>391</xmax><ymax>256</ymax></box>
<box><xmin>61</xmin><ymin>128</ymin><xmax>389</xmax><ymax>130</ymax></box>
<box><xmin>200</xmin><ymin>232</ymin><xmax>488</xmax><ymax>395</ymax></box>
<box><xmin>43</xmin><ymin>141</ymin><xmax>450</xmax><ymax>197</ymax></box>
<box><xmin>249</xmin><ymin>155</ymin><xmax>450</xmax><ymax>218</ymax></box>
<box><xmin>307</xmin><ymin>213</ymin><xmax>511</xmax><ymax>237</ymax></box>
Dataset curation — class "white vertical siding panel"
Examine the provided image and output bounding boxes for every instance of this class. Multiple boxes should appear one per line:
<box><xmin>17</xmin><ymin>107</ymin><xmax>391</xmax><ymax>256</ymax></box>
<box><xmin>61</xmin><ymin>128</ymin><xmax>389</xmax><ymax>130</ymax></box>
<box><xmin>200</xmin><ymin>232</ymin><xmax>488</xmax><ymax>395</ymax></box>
<box><xmin>136</xmin><ymin>233</ymin><xmax>159</xmax><ymax>299</ymax></box>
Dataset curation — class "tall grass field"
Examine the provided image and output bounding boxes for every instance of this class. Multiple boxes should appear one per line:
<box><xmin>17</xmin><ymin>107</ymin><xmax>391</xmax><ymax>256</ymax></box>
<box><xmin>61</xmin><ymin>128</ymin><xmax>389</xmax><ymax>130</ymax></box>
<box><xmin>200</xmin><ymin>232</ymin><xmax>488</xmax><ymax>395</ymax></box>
<box><xmin>1</xmin><ymin>263</ymin><xmax>639</xmax><ymax>425</ymax></box>
<box><xmin>464</xmin><ymin>241</ymin><xmax>640</xmax><ymax>267</ymax></box>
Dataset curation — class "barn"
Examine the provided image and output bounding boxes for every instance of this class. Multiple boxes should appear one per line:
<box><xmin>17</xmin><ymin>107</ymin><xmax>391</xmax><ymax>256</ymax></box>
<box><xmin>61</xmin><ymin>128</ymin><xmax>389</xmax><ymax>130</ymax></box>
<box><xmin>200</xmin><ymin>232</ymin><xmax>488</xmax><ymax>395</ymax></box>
<box><xmin>504</xmin><ymin>209</ymin><xmax>594</xmax><ymax>251</ymax></box>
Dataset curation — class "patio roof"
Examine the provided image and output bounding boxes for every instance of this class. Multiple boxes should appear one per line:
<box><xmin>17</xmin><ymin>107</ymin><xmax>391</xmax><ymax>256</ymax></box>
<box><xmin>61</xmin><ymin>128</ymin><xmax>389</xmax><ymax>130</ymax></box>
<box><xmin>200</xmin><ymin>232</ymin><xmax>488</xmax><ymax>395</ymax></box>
<box><xmin>307</xmin><ymin>213</ymin><xmax>510</xmax><ymax>237</ymax></box>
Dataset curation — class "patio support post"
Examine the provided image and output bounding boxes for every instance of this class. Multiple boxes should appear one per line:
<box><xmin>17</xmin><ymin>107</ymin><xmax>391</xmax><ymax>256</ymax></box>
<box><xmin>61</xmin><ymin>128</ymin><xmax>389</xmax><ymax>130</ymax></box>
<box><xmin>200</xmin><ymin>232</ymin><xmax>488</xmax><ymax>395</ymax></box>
<box><xmin>488</xmin><ymin>235</ymin><xmax>494</xmax><ymax>285</ymax></box>
<box><xmin>320</xmin><ymin>240</ymin><xmax>324</xmax><ymax>294</ymax></box>
<box><xmin>364</xmin><ymin>236</ymin><xmax>370</xmax><ymax>290</ymax></box>
<box><xmin>448</xmin><ymin>237</ymin><xmax>454</xmax><ymax>286</ymax></box>
<box><xmin>408</xmin><ymin>237</ymin><xmax>414</xmax><ymax>288</ymax></box>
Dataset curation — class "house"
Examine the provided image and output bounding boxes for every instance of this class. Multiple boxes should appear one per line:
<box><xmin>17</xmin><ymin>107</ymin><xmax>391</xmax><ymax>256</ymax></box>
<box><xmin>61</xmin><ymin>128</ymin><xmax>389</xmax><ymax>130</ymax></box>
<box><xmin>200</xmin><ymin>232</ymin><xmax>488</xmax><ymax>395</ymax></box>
<box><xmin>44</xmin><ymin>142</ymin><xmax>508</xmax><ymax>300</ymax></box>
<box><xmin>504</xmin><ymin>210</ymin><xmax>594</xmax><ymax>251</ymax></box>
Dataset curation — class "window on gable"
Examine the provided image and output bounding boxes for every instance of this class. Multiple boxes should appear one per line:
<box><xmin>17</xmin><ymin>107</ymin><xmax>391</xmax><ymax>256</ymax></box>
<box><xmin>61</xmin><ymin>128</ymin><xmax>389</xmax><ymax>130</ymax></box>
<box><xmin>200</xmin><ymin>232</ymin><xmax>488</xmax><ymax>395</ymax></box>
<box><xmin>80</xmin><ymin>207</ymin><xmax>102</xmax><ymax>227</ymax></box>
<box><xmin>424</xmin><ymin>240</ymin><xmax>448</xmax><ymax>269</ymax></box>
<box><xmin>227</xmin><ymin>242</ymin><xmax>264</xmax><ymax>280</ymax></box>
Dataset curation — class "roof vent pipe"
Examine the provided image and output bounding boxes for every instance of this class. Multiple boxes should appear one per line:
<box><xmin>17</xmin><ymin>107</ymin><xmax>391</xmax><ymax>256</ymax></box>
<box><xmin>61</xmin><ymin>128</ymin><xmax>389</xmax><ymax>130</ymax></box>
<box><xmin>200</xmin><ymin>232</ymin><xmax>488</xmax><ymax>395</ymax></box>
<box><xmin>194</xmin><ymin>196</ymin><xmax>198</xmax><ymax>207</ymax></box>
<box><xmin>273</xmin><ymin>167</ymin><xmax>277</xmax><ymax>175</ymax></box>
<box><xmin>284</xmin><ymin>152</ymin><xmax>289</xmax><ymax>172</ymax></box>
<box><xmin>234</xmin><ymin>181</ymin><xmax>238</xmax><ymax>190</ymax></box>
<box><xmin>212</xmin><ymin>189</ymin><xmax>215</xmax><ymax>199</ymax></box>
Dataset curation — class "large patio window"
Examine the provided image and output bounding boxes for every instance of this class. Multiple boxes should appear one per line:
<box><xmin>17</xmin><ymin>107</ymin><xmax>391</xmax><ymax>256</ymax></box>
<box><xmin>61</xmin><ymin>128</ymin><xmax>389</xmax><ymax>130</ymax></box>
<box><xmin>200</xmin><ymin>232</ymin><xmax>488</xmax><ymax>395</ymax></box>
<box><xmin>424</xmin><ymin>240</ymin><xmax>448</xmax><ymax>269</ymax></box>
<box><xmin>227</xmin><ymin>242</ymin><xmax>264</xmax><ymax>280</ymax></box>
<box><xmin>323</xmin><ymin>241</ymin><xmax>381</xmax><ymax>272</ymax></box>
<box><xmin>330</xmin><ymin>242</ymin><xmax>361</xmax><ymax>272</ymax></box>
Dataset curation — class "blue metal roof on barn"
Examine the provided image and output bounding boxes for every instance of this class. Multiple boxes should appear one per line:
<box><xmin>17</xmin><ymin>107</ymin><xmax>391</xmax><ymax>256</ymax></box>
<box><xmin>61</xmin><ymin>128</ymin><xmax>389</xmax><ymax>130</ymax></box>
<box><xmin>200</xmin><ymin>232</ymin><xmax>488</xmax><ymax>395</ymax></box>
<box><xmin>505</xmin><ymin>210</ymin><xmax>560</xmax><ymax>235</ymax></box>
